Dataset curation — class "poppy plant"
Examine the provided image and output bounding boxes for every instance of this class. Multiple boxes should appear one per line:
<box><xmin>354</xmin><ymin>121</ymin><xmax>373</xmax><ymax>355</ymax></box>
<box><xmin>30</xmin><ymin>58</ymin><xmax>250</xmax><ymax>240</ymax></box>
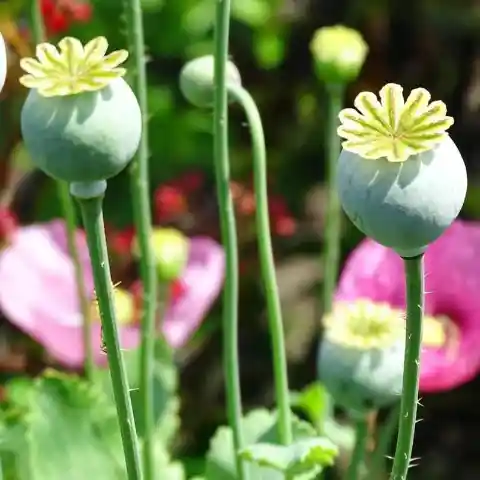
<box><xmin>335</xmin><ymin>220</ymin><xmax>480</xmax><ymax>392</ymax></box>
<box><xmin>0</xmin><ymin>220</ymin><xmax>225</xmax><ymax>368</ymax></box>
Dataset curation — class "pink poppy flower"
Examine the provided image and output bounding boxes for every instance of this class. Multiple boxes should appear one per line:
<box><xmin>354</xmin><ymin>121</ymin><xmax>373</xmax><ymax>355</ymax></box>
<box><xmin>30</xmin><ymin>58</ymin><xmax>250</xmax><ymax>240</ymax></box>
<box><xmin>0</xmin><ymin>220</ymin><xmax>224</xmax><ymax>368</ymax></box>
<box><xmin>335</xmin><ymin>220</ymin><xmax>480</xmax><ymax>393</ymax></box>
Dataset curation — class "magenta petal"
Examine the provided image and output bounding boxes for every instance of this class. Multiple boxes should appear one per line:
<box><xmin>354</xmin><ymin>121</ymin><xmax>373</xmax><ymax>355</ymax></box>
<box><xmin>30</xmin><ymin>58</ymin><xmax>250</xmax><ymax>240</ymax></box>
<box><xmin>162</xmin><ymin>237</ymin><xmax>225</xmax><ymax>348</ymax></box>
<box><xmin>336</xmin><ymin>221</ymin><xmax>480</xmax><ymax>392</ymax></box>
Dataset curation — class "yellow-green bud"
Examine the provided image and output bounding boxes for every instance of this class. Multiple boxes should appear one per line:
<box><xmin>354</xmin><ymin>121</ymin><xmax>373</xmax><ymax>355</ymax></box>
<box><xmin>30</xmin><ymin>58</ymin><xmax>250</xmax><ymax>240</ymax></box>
<box><xmin>134</xmin><ymin>228</ymin><xmax>189</xmax><ymax>282</ymax></box>
<box><xmin>310</xmin><ymin>25</ymin><xmax>368</xmax><ymax>85</ymax></box>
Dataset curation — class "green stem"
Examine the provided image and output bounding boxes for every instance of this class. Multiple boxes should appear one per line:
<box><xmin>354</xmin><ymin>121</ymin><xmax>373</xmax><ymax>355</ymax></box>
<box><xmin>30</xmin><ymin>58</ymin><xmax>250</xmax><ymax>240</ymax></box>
<box><xmin>57</xmin><ymin>182</ymin><xmax>94</xmax><ymax>380</ymax></box>
<box><xmin>370</xmin><ymin>403</ymin><xmax>401</xmax><ymax>479</ymax></box>
<box><xmin>228</xmin><ymin>85</ymin><xmax>292</xmax><ymax>445</ymax></box>
<box><xmin>346</xmin><ymin>418</ymin><xmax>369</xmax><ymax>480</ymax></box>
<box><xmin>390</xmin><ymin>255</ymin><xmax>424</xmax><ymax>480</ymax></box>
<box><xmin>78</xmin><ymin>196</ymin><xmax>142</xmax><ymax>480</ymax></box>
<box><xmin>322</xmin><ymin>84</ymin><xmax>344</xmax><ymax>313</ymax></box>
<box><xmin>122</xmin><ymin>0</ymin><xmax>157</xmax><ymax>476</ymax></box>
<box><xmin>214</xmin><ymin>1</ymin><xmax>247</xmax><ymax>479</ymax></box>
<box><xmin>29</xmin><ymin>0</ymin><xmax>94</xmax><ymax>380</ymax></box>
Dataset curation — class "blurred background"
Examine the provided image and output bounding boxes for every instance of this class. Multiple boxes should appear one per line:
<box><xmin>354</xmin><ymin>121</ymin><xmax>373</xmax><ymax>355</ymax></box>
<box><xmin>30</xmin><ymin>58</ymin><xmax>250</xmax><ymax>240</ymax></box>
<box><xmin>2</xmin><ymin>0</ymin><xmax>480</xmax><ymax>478</ymax></box>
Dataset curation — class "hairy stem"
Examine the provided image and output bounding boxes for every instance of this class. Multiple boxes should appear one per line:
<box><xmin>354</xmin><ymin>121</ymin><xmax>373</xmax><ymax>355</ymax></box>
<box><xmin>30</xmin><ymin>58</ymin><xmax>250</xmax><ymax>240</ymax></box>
<box><xmin>390</xmin><ymin>255</ymin><xmax>424</xmax><ymax>480</ymax></box>
<box><xmin>78</xmin><ymin>195</ymin><xmax>142</xmax><ymax>480</ymax></box>
<box><xmin>214</xmin><ymin>1</ymin><xmax>247</xmax><ymax>478</ymax></box>
<box><xmin>228</xmin><ymin>85</ymin><xmax>292</xmax><ymax>445</ymax></box>
<box><xmin>122</xmin><ymin>0</ymin><xmax>157</xmax><ymax>476</ymax></box>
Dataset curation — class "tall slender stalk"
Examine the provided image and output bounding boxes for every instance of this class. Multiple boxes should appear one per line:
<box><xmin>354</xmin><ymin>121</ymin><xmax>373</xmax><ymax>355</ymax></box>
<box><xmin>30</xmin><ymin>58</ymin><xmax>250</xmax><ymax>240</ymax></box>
<box><xmin>121</xmin><ymin>0</ymin><xmax>157</xmax><ymax>477</ymax></box>
<box><xmin>214</xmin><ymin>1</ymin><xmax>247</xmax><ymax>478</ymax></box>
<box><xmin>322</xmin><ymin>84</ymin><xmax>345</xmax><ymax>314</ymax></box>
<box><xmin>78</xmin><ymin>195</ymin><xmax>142</xmax><ymax>480</ymax></box>
<box><xmin>346</xmin><ymin>417</ymin><xmax>369</xmax><ymax>480</ymax></box>
<box><xmin>390</xmin><ymin>255</ymin><xmax>424</xmax><ymax>480</ymax></box>
<box><xmin>228</xmin><ymin>85</ymin><xmax>292</xmax><ymax>445</ymax></box>
<box><xmin>29</xmin><ymin>0</ymin><xmax>93</xmax><ymax>379</ymax></box>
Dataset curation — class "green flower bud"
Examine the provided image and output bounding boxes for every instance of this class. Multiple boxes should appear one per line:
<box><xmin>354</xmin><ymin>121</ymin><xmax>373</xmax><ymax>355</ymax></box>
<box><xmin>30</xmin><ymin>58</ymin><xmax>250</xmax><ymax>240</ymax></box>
<box><xmin>318</xmin><ymin>300</ymin><xmax>405</xmax><ymax>417</ymax></box>
<box><xmin>20</xmin><ymin>37</ymin><xmax>141</xmax><ymax>184</ymax></box>
<box><xmin>336</xmin><ymin>83</ymin><xmax>467</xmax><ymax>257</ymax></box>
<box><xmin>134</xmin><ymin>228</ymin><xmax>189</xmax><ymax>282</ymax></box>
<box><xmin>179</xmin><ymin>55</ymin><xmax>242</xmax><ymax>108</ymax></box>
<box><xmin>310</xmin><ymin>25</ymin><xmax>368</xmax><ymax>85</ymax></box>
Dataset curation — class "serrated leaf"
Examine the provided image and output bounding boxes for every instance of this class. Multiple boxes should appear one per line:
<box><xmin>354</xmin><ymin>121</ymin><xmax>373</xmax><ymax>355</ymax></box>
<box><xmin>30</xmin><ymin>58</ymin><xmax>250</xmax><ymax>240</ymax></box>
<box><xmin>0</xmin><ymin>370</ymin><xmax>126</xmax><ymax>480</ymax></box>
<box><xmin>239</xmin><ymin>437</ymin><xmax>338</xmax><ymax>476</ymax></box>
<box><xmin>99</xmin><ymin>338</ymin><xmax>180</xmax><ymax>448</ymax></box>
<box><xmin>205</xmin><ymin>409</ymin><xmax>325</xmax><ymax>480</ymax></box>
<box><xmin>290</xmin><ymin>382</ymin><xmax>329</xmax><ymax>431</ymax></box>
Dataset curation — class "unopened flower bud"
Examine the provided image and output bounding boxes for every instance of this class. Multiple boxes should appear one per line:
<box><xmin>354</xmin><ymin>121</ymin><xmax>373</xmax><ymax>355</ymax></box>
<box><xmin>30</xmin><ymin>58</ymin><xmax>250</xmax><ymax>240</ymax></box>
<box><xmin>134</xmin><ymin>228</ymin><xmax>189</xmax><ymax>282</ymax></box>
<box><xmin>310</xmin><ymin>25</ymin><xmax>367</xmax><ymax>85</ymax></box>
<box><xmin>179</xmin><ymin>55</ymin><xmax>242</xmax><ymax>108</ymax></box>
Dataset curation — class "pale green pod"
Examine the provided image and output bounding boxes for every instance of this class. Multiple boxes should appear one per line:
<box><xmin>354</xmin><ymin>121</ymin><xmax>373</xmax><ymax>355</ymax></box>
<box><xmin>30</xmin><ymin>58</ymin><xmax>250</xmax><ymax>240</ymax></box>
<box><xmin>21</xmin><ymin>77</ymin><xmax>141</xmax><ymax>183</ymax></box>
<box><xmin>318</xmin><ymin>337</ymin><xmax>404</xmax><ymax>417</ymax></box>
<box><xmin>337</xmin><ymin>137</ymin><xmax>467</xmax><ymax>257</ymax></box>
<box><xmin>179</xmin><ymin>55</ymin><xmax>242</xmax><ymax>108</ymax></box>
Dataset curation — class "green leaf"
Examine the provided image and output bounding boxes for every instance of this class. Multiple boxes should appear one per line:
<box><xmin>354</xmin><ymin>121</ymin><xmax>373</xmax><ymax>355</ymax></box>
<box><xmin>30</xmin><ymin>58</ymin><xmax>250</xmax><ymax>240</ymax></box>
<box><xmin>239</xmin><ymin>437</ymin><xmax>338</xmax><ymax>476</ymax></box>
<box><xmin>205</xmin><ymin>409</ymin><xmax>328</xmax><ymax>480</ymax></box>
<box><xmin>0</xmin><ymin>370</ymin><xmax>126</xmax><ymax>480</ymax></box>
<box><xmin>99</xmin><ymin>338</ymin><xmax>180</xmax><ymax>448</ymax></box>
<box><xmin>290</xmin><ymin>382</ymin><xmax>329</xmax><ymax>430</ymax></box>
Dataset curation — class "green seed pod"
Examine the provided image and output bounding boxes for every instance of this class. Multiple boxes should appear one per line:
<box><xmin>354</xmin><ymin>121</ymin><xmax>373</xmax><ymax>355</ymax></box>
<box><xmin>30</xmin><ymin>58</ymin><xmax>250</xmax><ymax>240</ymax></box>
<box><xmin>134</xmin><ymin>228</ymin><xmax>189</xmax><ymax>282</ymax></box>
<box><xmin>179</xmin><ymin>55</ymin><xmax>242</xmax><ymax>108</ymax></box>
<box><xmin>310</xmin><ymin>25</ymin><xmax>368</xmax><ymax>85</ymax></box>
<box><xmin>19</xmin><ymin>36</ymin><xmax>141</xmax><ymax>184</ymax></box>
<box><xmin>318</xmin><ymin>301</ymin><xmax>405</xmax><ymax>417</ymax></box>
<box><xmin>336</xmin><ymin>83</ymin><xmax>467</xmax><ymax>257</ymax></box>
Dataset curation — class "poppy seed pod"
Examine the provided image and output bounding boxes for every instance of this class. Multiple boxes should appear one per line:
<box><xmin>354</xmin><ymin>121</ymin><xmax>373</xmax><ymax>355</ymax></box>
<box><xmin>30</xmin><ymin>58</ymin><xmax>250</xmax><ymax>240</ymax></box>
<box><xmin>179</xmin><ymin>55</ymin><xmax>242</xmax><ymax>108</ymax></box>
<box><xmin>336</xmin><ymin>83</ymin><xmax>467</xmax><ymax>258</ymax></box>
<box><xmin>318</xmin><ymin>300</ymin><xmax>405</xmax><ymax>417</ymax></box>
<box><xmin>20</xmin><ymin>37</ymin><xmax>141</xmax><ymax>185</ymax></box>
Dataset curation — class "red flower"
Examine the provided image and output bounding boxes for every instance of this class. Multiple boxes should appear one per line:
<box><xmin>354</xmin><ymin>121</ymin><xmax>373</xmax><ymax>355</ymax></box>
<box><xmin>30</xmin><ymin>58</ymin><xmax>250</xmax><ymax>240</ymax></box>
<box><xmin>41</xmin><ymin>0</ymin><xmax>92</xmax><ymax>35</ymax></box>
<box><xmin>154</xmin><ymin>185</ymin><xmax>188</xmax><ymax>223</ymax></box>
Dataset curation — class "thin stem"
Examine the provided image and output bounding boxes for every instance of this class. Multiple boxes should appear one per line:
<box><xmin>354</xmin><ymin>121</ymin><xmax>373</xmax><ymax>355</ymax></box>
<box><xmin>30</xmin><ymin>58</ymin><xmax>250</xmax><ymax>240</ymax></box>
<box><xmin>228</xmin><ymin>85</ymin><xmax>292</xmax><ymax>445</ymax></box>
<box><xmin>390</xmin><ymin>255</ymin><xmax>424</xmax><ymax>480</ymax></box>
<box><xmin>78</xmin><ymin>196</ymin><xmax>142</xmax><ymax>480</ymax></box>
<box><xmin>346</xmin><ymin>417</ymin><xmax>369</xmax><ymax>480</ymax></box>
<box><xmin>214</xmin><ymin>1</ymin><xmax>247</xmax><ymax>478</ymax></box>
<box><xmin>29</xmin><ymin>0</ymin><xmax>94</xmax><ymax>380</ymax></box>
<box><xmin>370</xmin><ymin>402</ymin><xmax>401</xmax><ymax>479</ymax></box>
<box><xmin>322</xmin><ymin>84</ymin><xmax>344</xmax><ymax>314</ymax></box>
<box><xmin>122</xmin><ymin>0</ymin><xmax>157</xmax><ymax>476</ymax></box>
<box><xmin>57</xmin><ymin>182</ymin><xmax>94</xmax><ymax>380</ymax></box>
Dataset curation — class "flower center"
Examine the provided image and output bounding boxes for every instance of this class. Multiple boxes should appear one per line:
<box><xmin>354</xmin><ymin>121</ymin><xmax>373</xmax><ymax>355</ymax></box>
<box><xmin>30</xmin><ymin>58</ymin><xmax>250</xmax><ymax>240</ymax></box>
<box><xmin>324</xmin><ymin>299</ymin><xmax>455</xmax><ymax>351</ymax></box>
<box><xmin>337</xmin><ymin>83</ymin><xmax>454</xmax><ymax>162</ymax></box>
<box><xmin>91</xmin><ymin>285</ymin><xmax>135</xmax><ymax>326</ymax></box>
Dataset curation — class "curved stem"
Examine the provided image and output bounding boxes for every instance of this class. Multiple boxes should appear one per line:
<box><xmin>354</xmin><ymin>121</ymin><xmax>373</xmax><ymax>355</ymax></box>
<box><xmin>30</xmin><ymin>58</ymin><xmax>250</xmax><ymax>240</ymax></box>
<box><xmin>369</xmin><ymin>402</ymin><xmax>401</xmax><ymax>478</ymax></box>
<box><xmin>214</xmin><ymin>1</ymin><xmax>247</xmax><ymax>478</ymax></box>
<box><xmin>228</xmin><ymin>85</ymin><xmax>292</xmax><ymax>445</ymax></box>
<box><xmin>57</xmin><ymin>182</ymin><xmax>93</xmax><ymax>380</ymax></box>
<box><xmin>390</xmin><ymin>255</ymin><xmax>424</xmax><ymax>480</ymax></box>
<box><xmin>29</xmin><ymin>0</ymin><xmax>94</xmax><ymax>380</ymax></box>
<box><xmin>122</xmin><ymin>0</ymin><xmax>157</xmax><ymax>476</ymax></box>
<box><xmin>322</xmin><ymin>83</ymin><xmax>344</xmax><ymax>314</ymax></box>
<box><xmin>78</xmin><ymin>196</ymin><xmax>142</xmax><ymax>480</ymax></box>
<box><xmin>346</xmin><ymin>417</ymin><xmax>369</xmax><ymax>480</ymax></box>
